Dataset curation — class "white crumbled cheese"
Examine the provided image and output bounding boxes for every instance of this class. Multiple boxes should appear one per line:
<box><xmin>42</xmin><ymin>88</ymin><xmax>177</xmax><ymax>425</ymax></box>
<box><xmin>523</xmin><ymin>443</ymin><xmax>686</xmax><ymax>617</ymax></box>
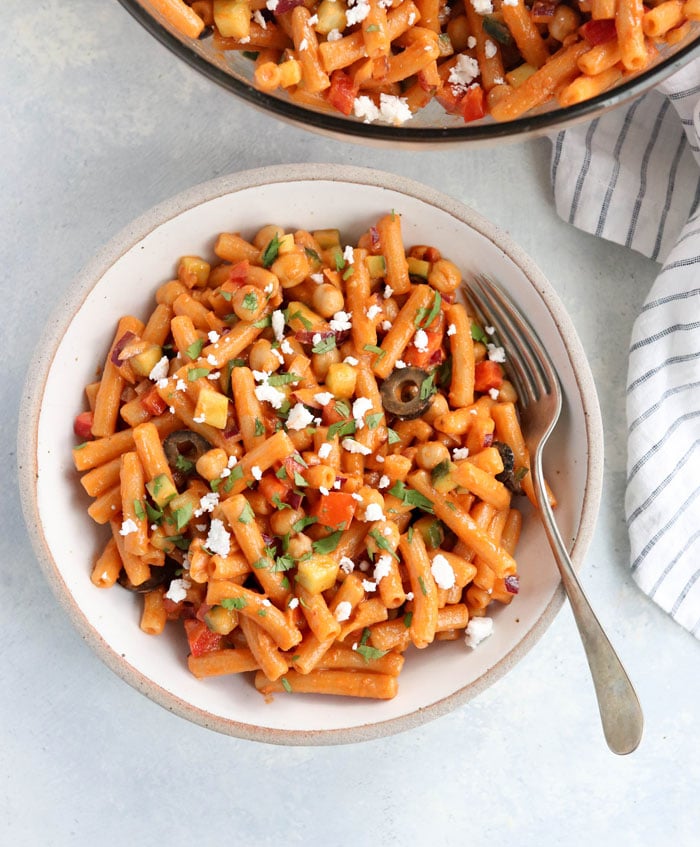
<box><xmin>487</xmin><ymin>343</ymin><xmax>507</xmax><ymax>363</ymax></box>
<box><xmin>405</xmin><ymin>591</ymin><xmax>414</xmax><ymax>601</ymax></box>
<box><xmin>353</xmin><ymin>93</ymin><xmax>413</xmax><ymax>126</ymax></box>
<box><xmin>449</xmin><ymin>54</ymin><xmax>480</xmax><ymax>91</ymax></box>
<box><xmin>471</xmin><ymin>0</ymin><xmax>493</xmax><ymax>13</ymax></box>
<box><xmin>208</xmin><ymin>330</ymin><xmax>220</xmax><ymax>343</ymax></box>
<box><xmin>502</xmin><ymin>0</ymin><xmax>518</xmax><ymax>6</ymax></box>
<box><xmin>452</xmin><ymin>447</ymin><xmax>470</xmax><ymax>460</ymax></box>
<box><xmin>252</xmin><ymin>369</ymin><xmax>270</xmax><ymax>383</ymax></box>
<box><xmin>339</xmin><ymin>556</ymin><xmax>356</xmax><ymax>574</ymax></box>
<box><xmin>362</xmin><ymin>579</ymin><xmax>377</xmax><ymax>592</ymax></box>
<box><xmin>280</xmin><ymin>338</ymin><xmax>294</xmax><ymax>356</ymax></box>
<box><xmin>254</xmin><ymin>374</ymin><xmax>286</xmax><ymax>409</ymax></box>
<box><xmin>194</xmin><ymin>492</ymin><xmax>219</xmax><ymax>517</ymax></box>
<box><xmin>251</xmin><ymin>465</ymin><xmax>263</xmax><ymax>481</ymax></box>
<box><xmin>333</xmin><ymin>480</ymin><xmax>341</xmax><ymax>489</ymax></box>
<box><xmin>206</xmin><ymin>354</ymin><xmax>218</xmax><ymax>366</ymax></box>
<box><xmin>327</xmin><ymin>28</ymin><xmax>342</xmax><ymax>41</ymax></box>
<box><xmin>378</xmin><ymin>475</ymin><xmax>391</xmax><ymax>489</ymax></box>
<box><xmin>342</xmin><ymin>438</ymin><xmax>372</xmax><ymax>455</ymax></box>
<box><xmin>431</xmin><ymin>554</ymin><xmax>456</xmax><ymax>590</ymax></box>
<box><xmin>312</xmin><ymin>332</ymin><xmax>323</xmax><ymax>347</ymax></box>
<box><xmin>489</xmin><ymin>388</ymin><xmax>500</xmax><ymax>400</ymax></box>
<box><xmin>364</xmin><ymin>502</ymin><xmax>385</xmax><ymax>522</ymax></box>
<box><xmin>395</xmin><ymin>360</ymin><xmax>407</xmax><ymax>369</ymax></box>
<box><xmin>288</xmin><ymin>596</ymin><xmax>300</xmax><ymax>610</ymax></box>
<box><xmin>193</xmin><ymin>414</ymin><xmax>206</xmax><ymax>424</ymax></box>
<box><xmin>271</xmin><ymin>347</ymin><xmax>285</xmax><ymax>364</ymax></box>
<box><xmin>330</xmin><ymin>311</ymin><xmax>352</xmax><ymax>332</ymax></box>
<box><xmin>447</xmin><ymin>323</ymin><xmax>457</xmax><ymax>336</ymax></box>
<box><xmin>465</xmin><ymin>616</ymin><xmax>494</xmax><ymax>649</ymax></box>
<box><xmin>156</xmin><ymin>378</ymin><xmax>169</xmax><ymax>389</ymax></box>
<box><xmin>207</xmin><ymin>371</ymin><xmax>220</xmax><ymax>380</ymax></box>
<box><xmin>467</xmin><ymin>35</ymin><xmax>477</xmax><ymax>48</ymax></box>
<box><xmin>308</xmin><ymin>13</ymin><xmax>318</xmax><ymax>24</ymax></box>
<box><xmin>373</xmin><ymin>554</ymin><xmax>392</xmax><ymax>582</ymax></box>
<box><xmin>271</xmin><ymin>310</ymin><xmax>285</xmax><ymax>342</ymax></box>
<box><xmin>299</xmin><ymin>37</ymin><xmax>309</xmax><ymax>51</ymax></box>
<box><xmin>383</xmin><ymin>285</ymin><xmax>394</xmax><ymax>299</ymax></box>
<box><xmin>366</xmin><ymin>303</ymin><xmax>382</xmax><ymax>320</ymax></box>
<box><xmin>314</xmin><ymin>391</ymin><xmax>334</xmax><ymax>406</ymax></box>
<box><xmin>334</xmin><ymin>601</ymin><xmax>352</xmax><ymax>622</ymax></box>
<box><xmin>352</xmin><ymin>396</ymin><xmax>373</xmax><ymax>429</ymax></box>
<box><xmin>239</xmin><ymin>36</ymin><xmax>250</xmax><ymax>44</ymax></box>
<box><xmin>485</xmin><ymin>325</ymin><xmax>495</xmax><ymax>335</ymax></box>
<box><xmin>206</xmin><ymin>518</ymin><xmax>231</xmax><ymax>557</ymax></box>
<box><xmin>343</xmin><ymin>245</ymin><xmax>355</xmax><ymax>264</ymax></box>
<box><xmin>484</xmin><ymin>39</ymin><xmax>497</xmax><ymax>59</ymax></box>
<box><xmin>319</xmin><ymin>485</ymin><xmax>330</xmax><ymax>496</ymax></box>
<box><xmin>253</xmin><ymin>10</ymin><xmax>267</xmax><ymax>28</ymax></box>
<box><xmin>317</xmin><ymin>442</ymin><xmax>333</xmax><ymax>460</ymax></box>
<box><xmin>119</xmin><ymin>518</ymin><xmax>138</xmax><ymax>536</ymax></box>
<box><xmin>265</xmin><ymin>0</ymin><xmax>278</xmax><ymax>9</ymax></box>
<box><xmin>228</xmin><ymin>455</ymin><xmax>238</xmax><ymax>468</ymax></box>
<box><xmin>376</xmin><ymin>455</ymin><xmax>385</xmax><ymax>463</ymax></box>
<box><xmin>165</xmin><ymin>578</ymin><xmax>190</xmax><ymax>604</ymax></box>
<box><xmin>149</xmin><ymin>356</ymin><xmax>170</xmax><ymax>382</ymax></box>
<box><xmin>407</xmin><ymin>10</ymin><xmax>417</xmax><ymax>24</ymax></box>
<box><xmin>345</xmin><ymin>0</ymin><xmax>371</xmax><ymax>26</ymax></box>
<box><xmin>310</xmin><ymin>272</ymin><xmax>324</xmax><ymax>284</ymax></box>
<box><xmin>413</xmin><ymin>328</ymin><xmax>429</xmax><ymax>353</ymax></box>
<box><xmin>381</xmin><ymin>320</ymin><xmax>392</xmax><ymax>331</ymax></box>
<box><xmin>175</xmin><ymin>378</ymin><xmax>187</xmax><ymax>392</ymax></box>
<box><xmin>344</xmin><ymin>356</ymin><xmax>359</xmax><ymax>366</ymax></box>
<box><xmin>351</xmin><ymin>493</ymin><xmax>363</xmax><ymax>502</ymax></box>
<box><xmin>286</xmin><ymin>402</ymin><xmax>315</xmax><ymax>431</ymax></box>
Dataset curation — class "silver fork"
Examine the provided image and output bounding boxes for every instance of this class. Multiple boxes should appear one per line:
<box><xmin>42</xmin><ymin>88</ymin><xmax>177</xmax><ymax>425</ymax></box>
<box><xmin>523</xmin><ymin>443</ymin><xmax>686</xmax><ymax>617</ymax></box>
<box><xmin>465</xmin><ymin>274</ymin><xmax>643</xmax><ymax>755</ymax></box>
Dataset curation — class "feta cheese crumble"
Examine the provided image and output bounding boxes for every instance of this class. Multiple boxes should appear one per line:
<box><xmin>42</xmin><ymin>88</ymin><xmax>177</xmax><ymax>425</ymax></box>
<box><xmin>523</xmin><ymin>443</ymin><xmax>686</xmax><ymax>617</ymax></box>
<box><xmin>464</xmin><ymin>616</ymin><xmax>494</xmax><ymax>649</ymax></box>
<box><xmin>364</xmin><ymin>502</ymin><xmax>385</xmax><ymax>522</ymax></box>
<box><xmin>205</xmin><ymin>518</ymin><xmax>231</xmax><ymax>557</ymax></box>
<box><xmin>330</xmin><ymin>311</ymin><xmax>352</xmax><ymax>332</ymax></box>
<box><xmin>413</xmin><ymin>328</ymin><xmax>429</xmax><ymax>353</ymax></box>
<box><xmin>452</xmin><ymin>447</ymin><xmax>470</xmax><ymax>460</ymax></box>
<box><xmin>119</xmin><ymin>518</ymin><xmax>138</xmax><ymax>536</ymax></box>
<box><xmin>317</xmin><ymin>442</ymin><xmax>333</xmax><ymax>460</ymax></box>
<box><xmin>471</xmin><ymin>0</ymin><xmax>493</xmax><ymax>13</ymax></box>
<box><xmin>334</xmin><ymin>601</ymin><xmax>352</xmax><ymax>622</ymax></box>
<box><xmin>352</xmin><ymin>396</ymin><xmax>373</xmax><ymax>429</ymax></box>
<box><xmin>449</xmin><ymin>54</ymin><xmax>480</xmax><ymax>92</ymax></box>
<box><xmin>339</xmin><ymin>556</ymin><xmax>356</xmax><ymax>574</ymax></box>
<box><xmin>487</xmin><ymin>344</ymin><xmax>507</xmax><ymax>363</ymax></box>
<box><xmin>431</xmin><ymin>553</ymin><xmax>456</xmax><ymax>590</ymax></box>
<box><xmin>373</xmin><ymin>554</ymin><xmax>393</xmax><ymax>582</ymax></box>
<box><xmin>271</xmin><ymin>309</ymin><xmax>285</xmax><ymax>342</ymax></box>
<box><xmin>149</xmin><ymin>356</ymin><xmax>170</xmax><ymax>382</ymax></box>
<box><xmin>165</xmin><ymin>578</ymin><xmax>190</xmax><ymax>604</ymax></box>
<box><xmin>286</xmin><ymin>402</ymin><xmax>315</xmax><ymax>431</ymax></box>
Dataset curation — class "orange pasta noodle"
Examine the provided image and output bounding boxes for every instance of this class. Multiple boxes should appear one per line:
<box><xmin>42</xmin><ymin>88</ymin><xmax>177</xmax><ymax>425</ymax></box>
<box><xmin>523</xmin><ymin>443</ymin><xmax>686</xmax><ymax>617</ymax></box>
<box><xmin>463</xmin><ymin>0</ymin><xmax>506</xmax><ymax>91</ymax></box>
<box><xmin>90</xmin><ymin>537</ymin><xmax>122</xmax><ymax>588</ymax></box>
<box><xmin>373</xmin><ymin>284</ymin><xmax>435</xmax><ymax>378</ymax></box>
<box><xmin>501</xmin><ymin>0</ymin><xmax>550</xmax><ymax>69</ymax></box>
<box><xmin>399</xmin><ymin>530</ymin><xmax>438</xmax><ymax>648</ymax></box>
<box><xmin>255</xmin><ymin>668</ymin><xmax>399</xmax><ymax>699</ymax></box>
<box><xmin>445</xmin><ymin>301</ymin><xmax>475</xmax><ymax>408</ymax></box>
<box><xmin>150</xmin><ymin>0</ymin><xmax>205</xmax><ymax>37</ymax></box>
<box><xmin>616</xmin><ymin>0</ymin><xmax>648</xmax><ymax>70</ymax></box>
<box><xmin>292</xmin><ymin>6</ymin><xmax>331</xmax><ymax>93</ymax></box>
<box><xmin>92</xmin><ymin>316</ymin><xmax>145</xmax><ymax>438</ymax></box>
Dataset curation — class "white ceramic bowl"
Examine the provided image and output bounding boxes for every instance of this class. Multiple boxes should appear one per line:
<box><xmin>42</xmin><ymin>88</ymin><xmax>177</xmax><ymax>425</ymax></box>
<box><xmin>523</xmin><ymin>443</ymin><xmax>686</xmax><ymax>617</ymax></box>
<box><xmin>18</xmin><ymin>165</ymin><xmax>603</xmax><ymax>744</ymax></box>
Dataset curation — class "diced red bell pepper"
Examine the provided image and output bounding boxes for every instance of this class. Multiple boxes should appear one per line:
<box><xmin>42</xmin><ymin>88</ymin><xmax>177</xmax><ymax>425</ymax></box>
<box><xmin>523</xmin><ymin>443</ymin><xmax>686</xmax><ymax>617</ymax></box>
<box><xmin>228</xmin><ymin>260</ymin><xmax>250</xmax><ymax>284</ymax></box>
<box><xmin>74</xmin><ymin>411</ymin><xmax>94</xmax><ymax>440</ymax></box>
<box><xmin>460</xmin><ymin>85</ymin><xmax>486</xmax><ymax>123</ymax></box>
<box><xmin>258</xmin><ymin>471</ymin><xmax>292</xmax><ymax>506</ymax></box>
<box><xmin>326</xmin><ymin>70</ymin><xmax>358</xmax><ymax>116</ymax></box>
<box><xmin>139</xmin><ymin>385</ymin><xmax>168</xmax><ymax>417</ymax></box>
<box><xmin>404</xmin><ymin>312</ymin><xmax>445</xmax><ymax>369</ymax></box>
<box><xmin>435</xmin><ymin>84</ymin><xmax>462</xmax><ymax>116</ymax></box>
<box><xmin>474</xmin><ymin>360</ymin><xmax>504</xmax><ymax>393</ymax></box>
<box><xmin>579</xmin><ymin>19</ymin><xmax>617</xmax><ymax>45</ymax></box>
<box><xmin>184</xmin><ymin>619</ymin><xmax>224</xmax><ymax>657</ymax></box>
<box><xmin>310</xmin><ymin>491</ymin><xmax>356</xmax><ymax>528</ymax></box>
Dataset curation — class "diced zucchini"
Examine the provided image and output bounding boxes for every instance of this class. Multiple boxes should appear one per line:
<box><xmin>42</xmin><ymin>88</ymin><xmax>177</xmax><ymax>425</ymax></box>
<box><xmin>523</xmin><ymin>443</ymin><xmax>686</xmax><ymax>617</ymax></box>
<box><xmin>407</xmin><ymin>257</ymin><xmax>431</xmax><ymax>279</ymax></box>
<box><xmin>315</xmin><ymin>0</ymin><xmax>347</xmax><ymax>35</ymax></box>
<box><xmin>365</xmin><ymin>254</ymin><xmax>386</xmax><ymax>279</ymax></box>
<box><xmin>313</xmin><ymin>228</ymin><xmax>341</xmax><ymax>250</ymax></box>
<box><xmin>194</xmin><ymin>387</ymin><xmax>229</xmax><ymax>429</ymax></box>
<box><xmin>296</xmin><ymin>554</ymin><xmax>339</xmax><ymax>594</ymax></box>
<box><xmin>276</xmin><ymin>233</ymin><xmax>297</xmax><ymax>255</ymax></box>
<box><xmin>146</xmin><ymin>473</ymin><xmax>178</xmax><ymax>509</ymax></box>
<box><xmin>130</xmin><ymin>345</ymin><xmax>164</xmax><ymax>377</ymax></box>
<box><xmin>285</xmin><ymin>301</ymin><xmax>326</xmax><ymax>333</ymax></box>
<box><xmin>205</xmin><ymin>605</ymin><xmax>238</xmax><ymax>635</ymax></box>
<box><xmin>506</xmin><ymin>63</ymin><xmax>537</xmax><ymax>89</ymax></box>
<box><xmin>178</xmin><ymin>256</ymin><xmax>211</xmax><ymax>288</ymax></box>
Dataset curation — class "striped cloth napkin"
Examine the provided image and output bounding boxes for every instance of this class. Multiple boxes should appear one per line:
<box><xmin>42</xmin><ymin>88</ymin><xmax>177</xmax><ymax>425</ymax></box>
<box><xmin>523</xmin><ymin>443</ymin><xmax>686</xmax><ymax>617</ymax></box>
<box><xmin>550</xmin><ymin>58</ymin><xmax>700</xmax><ymax>638</ymax></box>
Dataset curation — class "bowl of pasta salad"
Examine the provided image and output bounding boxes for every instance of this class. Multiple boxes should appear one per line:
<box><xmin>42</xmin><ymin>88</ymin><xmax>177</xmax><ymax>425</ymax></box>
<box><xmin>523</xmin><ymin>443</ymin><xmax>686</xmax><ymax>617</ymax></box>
<box><xmin>19</xmin><ymin>164</ymin><xmax>603</xmax><ymax>743</ymax></box>
<box><xmin>116</xmin><ymin>0</ymin><xmax>699</xmax><ymax>143</ymax></box>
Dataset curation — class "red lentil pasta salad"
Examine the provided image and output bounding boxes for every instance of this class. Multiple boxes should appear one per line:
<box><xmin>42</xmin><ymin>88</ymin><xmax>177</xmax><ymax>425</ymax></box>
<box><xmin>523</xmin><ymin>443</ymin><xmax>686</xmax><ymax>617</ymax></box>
<box><xmin>72</xmin><ymin>212</ymin><xmax>544</xmax><ymax>700</ymax></box>
<box><xmin>150</xmin><ymin>0</ymin><xmax>698</xmax><ymax>124</ymax></box>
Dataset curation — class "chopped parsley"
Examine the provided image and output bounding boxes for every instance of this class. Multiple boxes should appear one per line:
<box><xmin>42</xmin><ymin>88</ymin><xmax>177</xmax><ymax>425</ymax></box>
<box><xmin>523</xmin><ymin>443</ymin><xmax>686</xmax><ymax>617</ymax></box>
<box><xmin>311</xmin><ymin>335</ymin><xmax>336</xmax><ymax>355</ymax></box>
<box><xmin>185</xmin><ymin>338</ymin><xmax>205</xmax><ymax>360</ymax></box>
<box><xmin>221</xmin><ymin>596</ymin><xmax>248</xmax><ymax>610</ymax></box>
<box><xmin>261</xmin><ymin>234</ymin><xmax>281</xmax><ymax>268</ymax></box>
<box><xmin>388</xmin><ymin>480</ymin><xmax>435</xmax><ymax>513</ymax></box>
<box><xmin>188</xmin><ymin>367</ymin><xmax>210</xmax><ymax>381</ymax></box>
<box><xmin>237</xmin><ymin>501</ymin><xmax>255</xmax><ymax>524</ymax></box>
<box><xmin>312</xmin><ymin>529</ymin><xmax>344</xmax><ymax>555</ymax></box>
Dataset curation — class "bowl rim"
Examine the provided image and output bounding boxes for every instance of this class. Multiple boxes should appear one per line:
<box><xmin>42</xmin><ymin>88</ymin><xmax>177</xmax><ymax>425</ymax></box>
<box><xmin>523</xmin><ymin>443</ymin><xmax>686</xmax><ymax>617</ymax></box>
<box><xmin>115</xmin><ymin>0</ymin><xmax>700</xmax><ymax>145</ymax></box>
<box><xmin>18</xmin><ymin>164</ymin><xmax>604</xmax><ymax>744</ymax></box>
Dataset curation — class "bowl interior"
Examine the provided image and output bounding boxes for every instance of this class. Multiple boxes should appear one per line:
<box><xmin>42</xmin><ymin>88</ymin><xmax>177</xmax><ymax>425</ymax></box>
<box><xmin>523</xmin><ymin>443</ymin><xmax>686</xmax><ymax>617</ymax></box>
<box><xmin>117</xmin><ymin>0</ymin><xmax>700</xmax><ymax>144</ymax></box>
<box><xmin>22</xmin><ymin>166</ymin><xmax>603</xmax><ymax>743</ymax></box>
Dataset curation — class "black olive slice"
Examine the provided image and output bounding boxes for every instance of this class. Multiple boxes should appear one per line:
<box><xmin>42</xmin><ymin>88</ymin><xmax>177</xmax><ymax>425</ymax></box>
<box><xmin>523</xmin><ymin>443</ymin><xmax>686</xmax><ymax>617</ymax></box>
<box><xmin>380</xmin><ymin>367</ymin><xmax>433</xmax><ymax>420</ymax></box>
<box><xmin>118</xmin><ymin>555</ymin><xmax>181</xmax><ymax>594</ymax></box>
<box><xmin>494</xmin><ymin>440</ymin><xmax>525</xmax><ymax>495</ymax></box>
<box><xmin>163</xmin><ymin>430</ymin><xmax>212</xmax><ymax>489</ymax></box>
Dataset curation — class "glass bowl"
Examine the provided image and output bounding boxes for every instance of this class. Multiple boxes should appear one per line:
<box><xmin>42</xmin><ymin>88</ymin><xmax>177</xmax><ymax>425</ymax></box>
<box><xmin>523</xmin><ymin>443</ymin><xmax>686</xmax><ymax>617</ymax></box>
<box><xmin>116</xmin><ymin>0</ymin><xmax>700</xmax><ymax>145</ymax></box>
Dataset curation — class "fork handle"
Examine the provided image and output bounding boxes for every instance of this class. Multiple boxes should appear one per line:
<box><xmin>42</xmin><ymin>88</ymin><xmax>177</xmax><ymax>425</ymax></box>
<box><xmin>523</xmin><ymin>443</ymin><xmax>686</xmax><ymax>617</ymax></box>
<box><xmin>533</xmin><ymin>462</ymin><xmax>644</xmax><ymax>755</ymax></box>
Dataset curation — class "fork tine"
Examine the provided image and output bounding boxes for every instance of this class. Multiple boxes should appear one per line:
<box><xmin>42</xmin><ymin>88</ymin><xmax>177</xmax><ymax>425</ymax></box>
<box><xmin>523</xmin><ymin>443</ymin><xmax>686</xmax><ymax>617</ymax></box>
<box><xmin>468</xmin><ymin>275</ymin><xmax>558</xmax><ymax>402</ymax></box>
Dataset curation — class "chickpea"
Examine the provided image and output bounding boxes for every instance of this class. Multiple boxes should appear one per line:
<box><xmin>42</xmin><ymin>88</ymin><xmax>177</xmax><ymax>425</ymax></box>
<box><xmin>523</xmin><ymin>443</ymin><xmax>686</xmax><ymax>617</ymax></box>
<box><xmin>415</xmin><ymin>441</ymin><xmax>451</xmax><ymax>471</ymax></box>
<box><xmin>446</xmin><ymin>15</ymin><xmax>470</xmax><ymax>53</ymax></box>
<box><xmin>497</xmin><ymin>380</ymin><xmax>518</xmax><ymax>404</ymax></box>
<box><xmin>247</xmin><ymin>491</ymin><xmax>272</xmax><ymax>516</ymax></box>
<box><xmin>287</xmin><ymin>532</ymin><xmax>313</xmax><ymax>559</ymax></box>
<box><xmin>356</xmin><ymin>485</ymin><xmax>386</xmax><ymax>521</ymax></box>
<box><xmin>549</xmin><ymin>5</ymin><xmax>581</xmax><ymax>41</ymax></box>
<box><xmin>249</xmin><ymin>338</ymin><xmax>282</xmax><ymax>373</ymax></box>
<box><xmin>312</xmin><ymin>347</ymin><xmax>342</xmax><ymax>381</ymax></box>
<box><xmin>231</xmin><ymin>284</ymin><xmax>266</xmax><ymax>322</ymax></box>
<box><xmin>269</xmin><ymin>506</ymin><xmax>304</xmax><ymax>537</ymax></box>
<box><xmin>382</xmin><ymin>453</ymin><xmax>413</xmax><ymax>481</ymax></box>
<box><xmin>428</xmin><ymin>259</ymin><xmax>462</xmax><ymax>294</ymax></box>
<box><xmin>381</xmin><ymin>296</ymin><xmax>400</xmax><ymax>323</ymax></box>
<box><xmin>271</xmin><ymin>251</ymin><xmax>311</xmax><ymax>288</ymax></box>
<box><xmin>253</xmin><ymin>224</ymin><xmax>285</xmax><ymax>250</ymax></box>
<box><xmin>422</xmin><ymin>392</ymin><xmax>449</xmax><ymax>424</ymax></box>
<box><xmin>473</xmin><ymin>341</ymin><xmax>488</xmax><ymax>364</ymax></box>
<box><xmin>195</xmin><ymin>448</ymin><xmax>229</xmax><ymax>481</ymax></box>
<box><xmin>311</xmin><ymin>283</ymin><xmax>345</xmax><ymax>318</ymax></box>
<box><xmin>325</xmin><ymin>362</ymin><xmax>357</xmax><ymax>398</ymax></box>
